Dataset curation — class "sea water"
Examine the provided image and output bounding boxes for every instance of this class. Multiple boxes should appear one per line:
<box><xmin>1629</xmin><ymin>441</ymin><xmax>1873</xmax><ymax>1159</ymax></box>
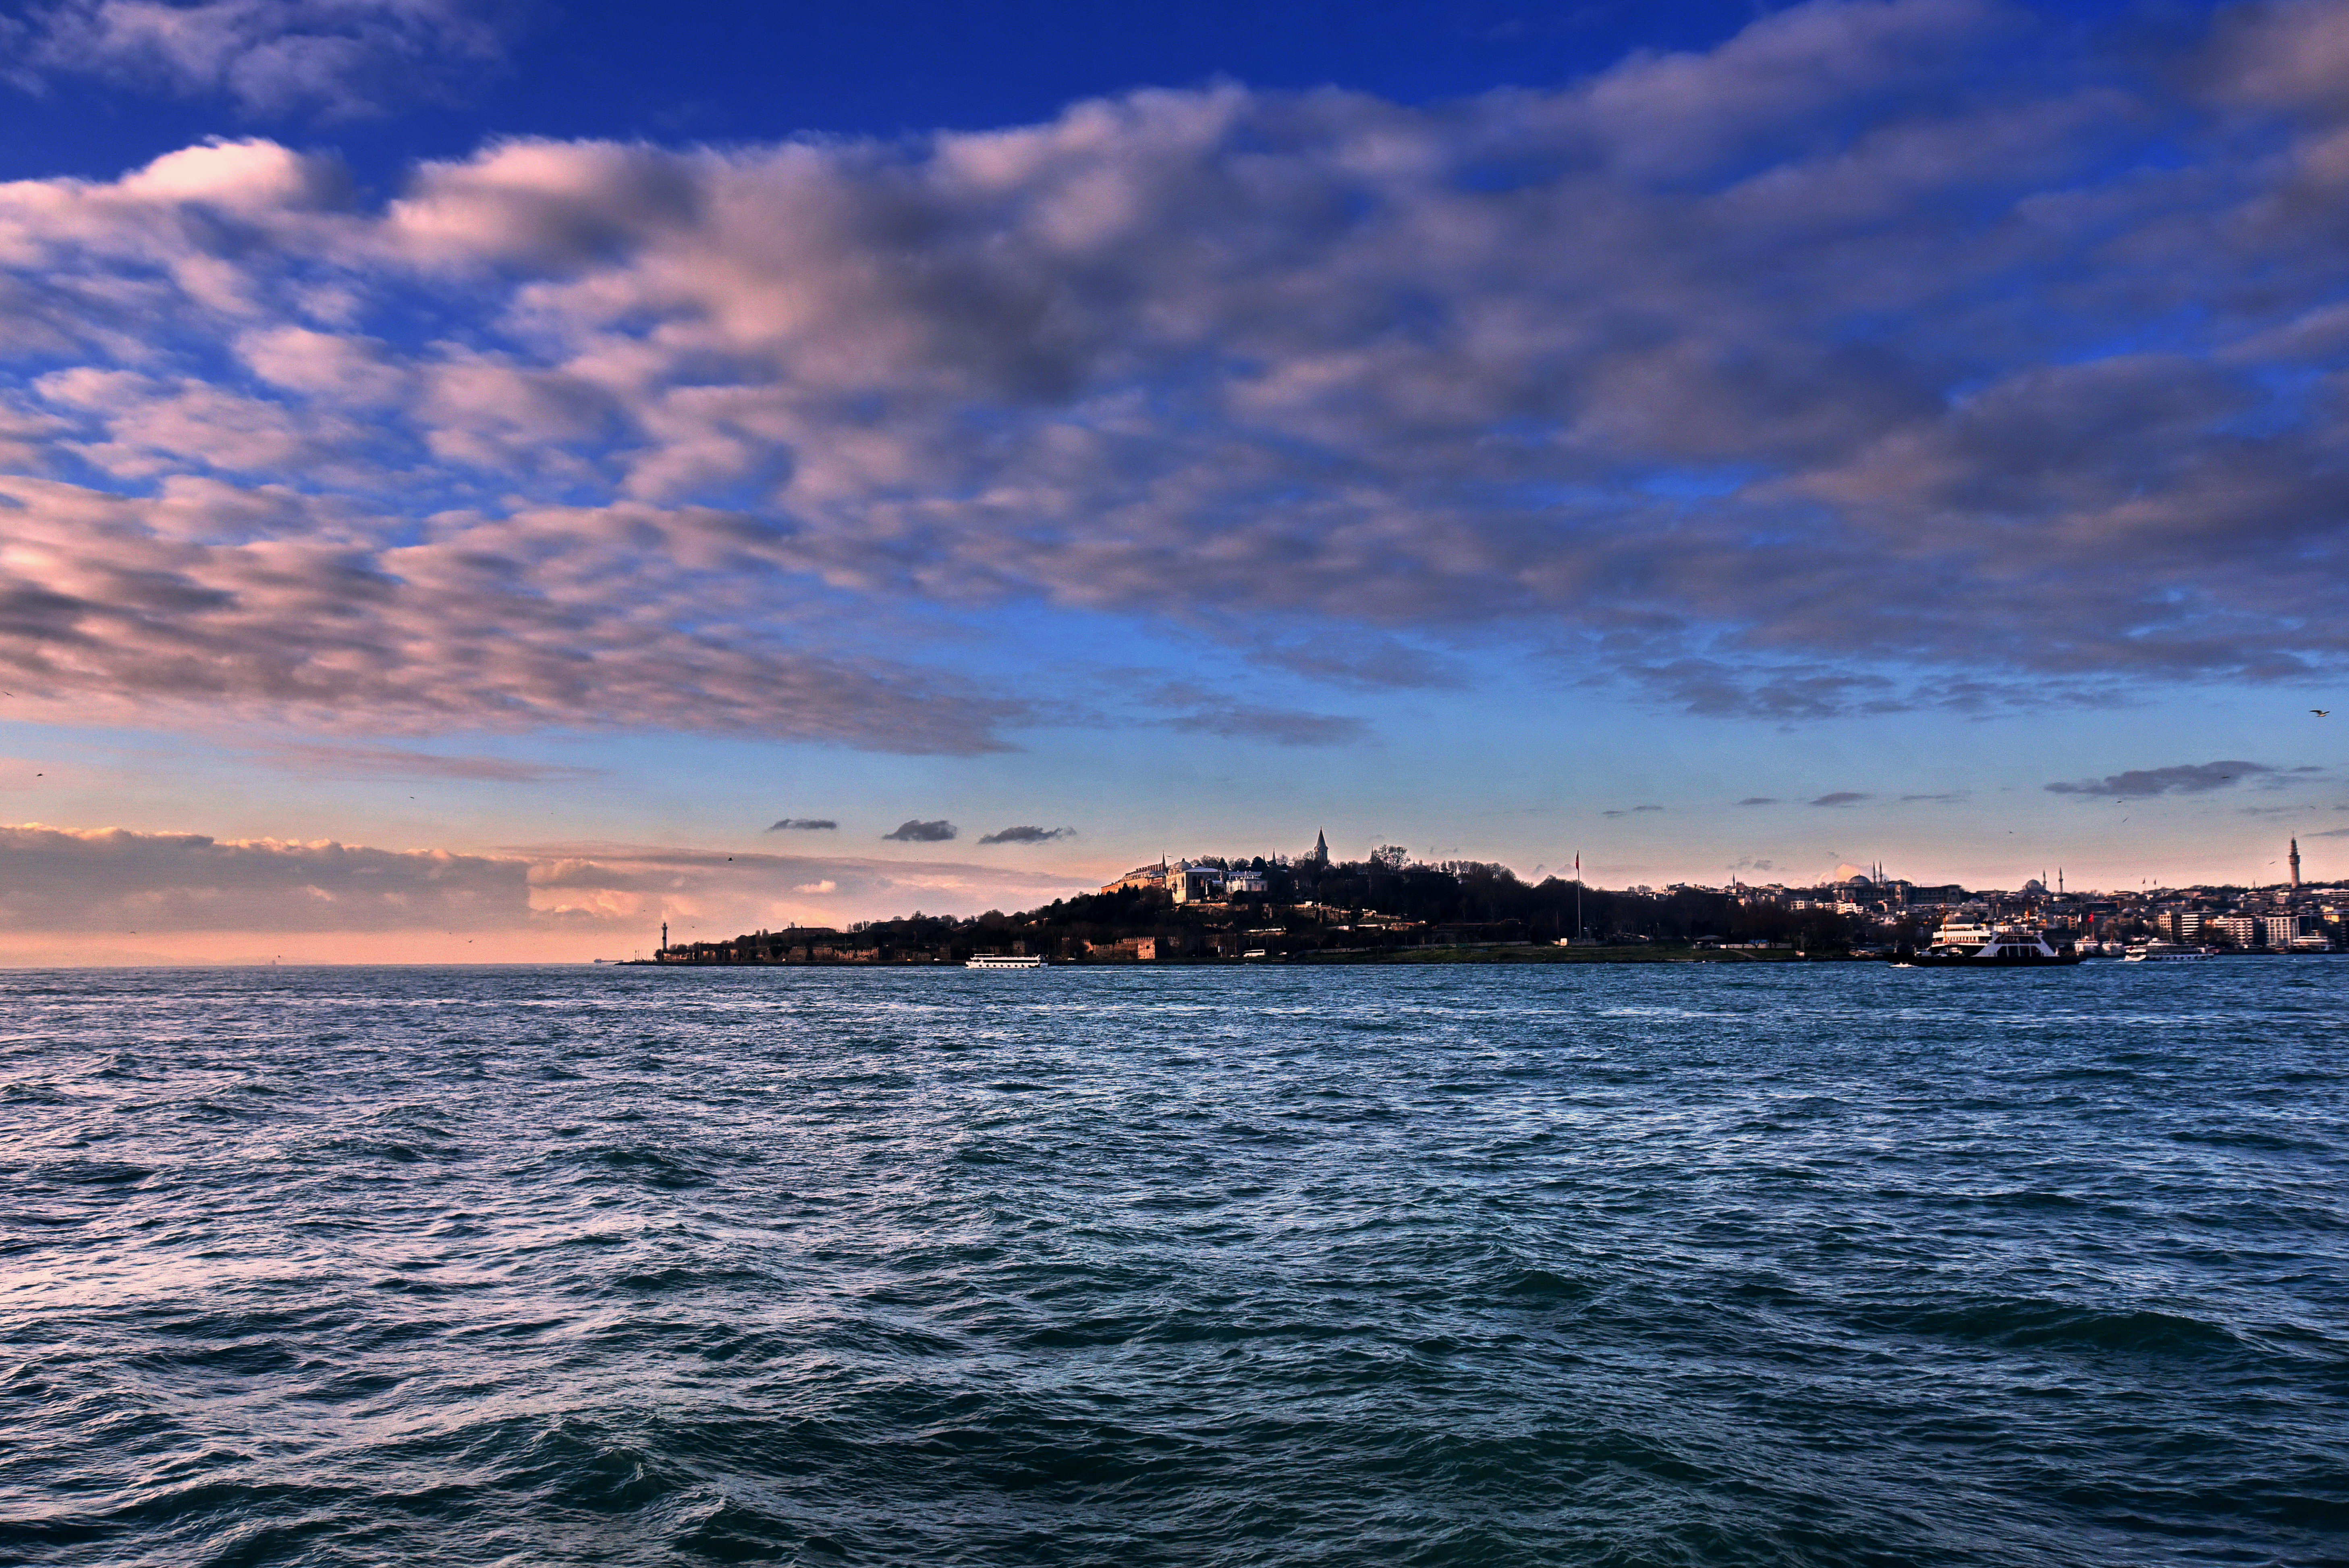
<box><xmin>2</xmin><ymin>962</ymin><xmax>2344</xmax><ymax>1566</ymax></box>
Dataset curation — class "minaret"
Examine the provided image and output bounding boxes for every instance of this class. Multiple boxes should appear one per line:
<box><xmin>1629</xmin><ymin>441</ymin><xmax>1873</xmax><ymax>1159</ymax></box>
<box><xmin>2290</xmin><ymin>838</ymin><xmax>2301</xmax><ymax>892</ymax></box>
<box><xmin>660</xmin><ymin>920</ymin><xmax>668</xmax><ymax>954</ymax></box>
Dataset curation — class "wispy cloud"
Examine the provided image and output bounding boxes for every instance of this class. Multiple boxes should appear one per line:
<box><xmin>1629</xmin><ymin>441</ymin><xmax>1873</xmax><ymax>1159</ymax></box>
<box><xmin>1602</xmin><ymin>805</ymin><xmax>1664</xmax><ymax>817</ymax></box>
<box><xmin>882</xmin><ymin>819</ymin><xmax>956</xmax><ymax>843</ymax></box>
<box><xmin>261</xmin><ymin>742</ymin><xmax>599</xmax><ymax>783</ymax></box>
<box><xmin>766</xmin><ymin>817</ymin><xmax>837</xmax><ymax>832</ymax></box>
<box><xmin>978</xmin><ymin>825</ymin><xmax>1073</xmax><ymax>845</ymax></box>
<box><xmin>1162</xmin><ymin>695</ymin><xmax>1369</xmax><ymax>747</ymax></box>
<box><xmin>2046</xmin><ymin>761</ymin><xmax>2272</xmax><ymax>798</ymax></box>
<box><xmin>1809</xmin><ymin>792</ymin><xmax>1869</xmax><ymax>807</ymax></box>
<box><xmin>1735</xmin><ymin>797</ymin><xmax>1779</xmax><ymax>807</ymax></box>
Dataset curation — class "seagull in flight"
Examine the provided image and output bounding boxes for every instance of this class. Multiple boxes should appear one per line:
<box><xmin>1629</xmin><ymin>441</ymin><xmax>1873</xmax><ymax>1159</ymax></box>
<box><xmin>2316</xmin><ymin>709</ymin><xmax>2332</xmax><ymax>717</ymax></box>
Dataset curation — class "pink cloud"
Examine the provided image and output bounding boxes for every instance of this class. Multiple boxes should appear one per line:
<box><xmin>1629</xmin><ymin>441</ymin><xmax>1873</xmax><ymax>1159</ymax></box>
<box><xmin>0</xmin><ymin>822</ymin><xmax>1093</xmax><ymax>959</ymax></box>
<box><xmin>0</xmin><ymin>1</ymin><xmax>2346</xmax><ymax>739</ymax></box>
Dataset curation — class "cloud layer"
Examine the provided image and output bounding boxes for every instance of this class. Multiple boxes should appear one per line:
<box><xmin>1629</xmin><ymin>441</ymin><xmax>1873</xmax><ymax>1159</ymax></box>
<box><xmin>0</xmin><ymin>821</ymin><xmax>1090</xmax><ymax>941</ymax></box>
<box><xmin>3</xmin><ymin>1</ymin><xmax>2349</xmax><ymax>748</ymax></box>
<box><xmin>2046</xmin><ymin>761</ymin><xmax>2273</xmax><ymax>797</ymax></box>
<box><xmin>6</xmin><ymin>0</ymin><xmax>514</xmax><ymax>118</ymax></box>
<box><xmin>0</xmin><ymin>821</ymin><xmax>520</xmax><ymax>929</ymax></box>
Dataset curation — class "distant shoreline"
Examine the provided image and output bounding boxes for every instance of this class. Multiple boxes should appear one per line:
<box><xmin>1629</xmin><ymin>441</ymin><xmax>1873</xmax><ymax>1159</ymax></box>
<box><xmin>1294</xmin><ymin>943</ymin><xmax>1812</xmax><ymax>964</ymax></box>
<box><xmin>622</xmin><ymin>942</ymin><xmax>2346</xmax><ymax>968</ymax></box>
<box><xmin>628</xmin><ymin>943</ymin><xmax>1828</xmax><ymax>967</ymax></box>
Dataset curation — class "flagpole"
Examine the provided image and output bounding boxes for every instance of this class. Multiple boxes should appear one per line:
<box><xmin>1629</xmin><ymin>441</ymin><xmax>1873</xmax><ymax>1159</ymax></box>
<box><xmin>1574</xmin><ymin>852</ymin><xmax>1582</xmax><ymax>941</ymax></box>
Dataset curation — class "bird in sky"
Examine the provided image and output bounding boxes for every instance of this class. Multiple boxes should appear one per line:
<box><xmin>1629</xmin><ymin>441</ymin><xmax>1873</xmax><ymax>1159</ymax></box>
<box><xmin>2316</xmin><ymin>709</ymin><xmax>2332</xmax><ymax>717</ymax></box>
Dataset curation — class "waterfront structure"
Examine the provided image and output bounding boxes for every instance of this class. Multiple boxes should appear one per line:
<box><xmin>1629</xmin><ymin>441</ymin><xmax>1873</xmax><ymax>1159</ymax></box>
<box><xmin>2209</xmin><ymin>915</ymin><xmax>2262</xmax><ymax>948</ymax></box>
<box><xmin>1100</xmin><ymin>859</ymin><xmax>1169</xmax><ymax>895</ymax></box>
<box><xmin>1170</xmin><ymin>863</ymin><xmax>1226</xmax><ymax>904</ymax></box>
<box><xmin>2291</xmin><ymin>838</ymin><xmax>2302</xmax><ymax>892</ymax></box>
<box><xmin>2262</xmin><ymin>914</ymin><xmax>2294</xmax><ymax>950</ymax></box>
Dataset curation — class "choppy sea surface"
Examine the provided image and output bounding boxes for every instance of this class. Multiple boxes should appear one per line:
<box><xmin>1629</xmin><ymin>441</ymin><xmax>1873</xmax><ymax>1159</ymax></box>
<box><xmin>3</xmin><ymin>962</ymin><xmax>2346</xmax><ymax>1567</ymax></box>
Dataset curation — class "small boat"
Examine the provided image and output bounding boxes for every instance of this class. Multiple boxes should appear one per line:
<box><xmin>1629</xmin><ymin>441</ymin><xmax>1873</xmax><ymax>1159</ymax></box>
<box><xmin>1899</xmin><ymin>920</ymin><xmax>2082</xmax><ymax>968</ymax></box>
<box><xmin>965</xmin><ymin>954</ymin><xmax>1045</xmax><ymax>969</ymax></box>
<box><xmin>2122</xmin><ymin>943</ymin><xmax>2214</xmax><ymax>963</ymax></box>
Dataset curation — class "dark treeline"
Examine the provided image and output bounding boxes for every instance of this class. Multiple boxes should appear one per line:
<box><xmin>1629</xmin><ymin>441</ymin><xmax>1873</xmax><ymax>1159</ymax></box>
<box><xmin>666</xmin><ymin>853</ymin><xmax>1878</xmax><ymax>963</ymax></box>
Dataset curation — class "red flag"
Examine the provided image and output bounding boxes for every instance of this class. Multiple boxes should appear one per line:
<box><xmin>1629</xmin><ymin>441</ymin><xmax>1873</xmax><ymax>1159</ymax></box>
<box><xmin>1573</xmin><ymin>852</ymin><xmax>1580</xmax><ymax>881</ymax></box>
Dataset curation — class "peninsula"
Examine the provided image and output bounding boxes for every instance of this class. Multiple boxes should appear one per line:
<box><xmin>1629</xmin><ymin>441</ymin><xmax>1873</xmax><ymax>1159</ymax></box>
<box><xmin>642</xmin><ymin>834</ymin><xmax>2346</xmax><ymax>965</ymax></box>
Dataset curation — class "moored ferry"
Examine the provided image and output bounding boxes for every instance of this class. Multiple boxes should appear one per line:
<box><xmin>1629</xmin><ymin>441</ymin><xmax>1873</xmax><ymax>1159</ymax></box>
<box><xmin>1898</xmin><ymin>919</ymin><xmax>2082</xmax><ymax>968</ymax></box>
<box><xmin>965</xmin><ymin>954</ymin><xmax>1046</xmax><ymax>969</ymax></box>
<box><xmin>2122</xmin><ymin>942</ymin><xmax>2214</xmax><ymax>963</ymax></box>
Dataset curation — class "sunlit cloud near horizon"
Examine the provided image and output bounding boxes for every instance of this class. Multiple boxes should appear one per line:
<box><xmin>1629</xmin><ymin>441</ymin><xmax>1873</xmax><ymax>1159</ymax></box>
<box><xmin>2</xmin><ymin>0</ymin><xmax>2347</xmax><ymax>958</ymax></box>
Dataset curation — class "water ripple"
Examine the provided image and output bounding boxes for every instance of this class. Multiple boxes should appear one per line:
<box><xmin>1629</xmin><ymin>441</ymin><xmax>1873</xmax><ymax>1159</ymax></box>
<box><xmin>0</xmin><ymin>962</ymin><xmax>2344</xmax><ymax>1564</ymax></box>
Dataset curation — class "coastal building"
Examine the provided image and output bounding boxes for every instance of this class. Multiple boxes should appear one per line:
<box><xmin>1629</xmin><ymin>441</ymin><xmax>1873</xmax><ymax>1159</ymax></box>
<box><xmin>2208</xmin><ymin>915</ymin><xmax>2262</xmax><ymax>948</ymax></box>
<box><xmin>1170</xmin><ymin>863</ymin><xmax>1226</xmax><ymax>904</ymax></box>
<box><xmin>2263</xmin><ymin>914</ymin><xmax>2315</xmax><ymax>950</ymax></box>
<box><xmin>1100</xmin><ymin>860</ymin><xmax>1168</xmax><ymax>895</ymax></box>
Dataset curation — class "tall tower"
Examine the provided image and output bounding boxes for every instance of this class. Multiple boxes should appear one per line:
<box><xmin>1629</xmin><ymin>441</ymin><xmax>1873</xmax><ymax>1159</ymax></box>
<box><xmin>2290</xmin><ymin>838</ymin><xmax>2301</xmax><ymax>892</ymax></box>
<box><xmin>661</xmin><ymin>920</ymin><xmax>669</xmax><ymax>954</ymax></box>
<box><xmin>1311</xmin><ymin>829</ymin><xmax>1329</xmax><ymax>865</ymax></box>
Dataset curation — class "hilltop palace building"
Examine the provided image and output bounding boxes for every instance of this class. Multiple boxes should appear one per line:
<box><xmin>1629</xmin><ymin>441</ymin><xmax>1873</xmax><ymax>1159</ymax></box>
<box><xmin>1100</xmin><ymin>858</ymin><xmax>1270</xmax><ymax>902</ymax></box>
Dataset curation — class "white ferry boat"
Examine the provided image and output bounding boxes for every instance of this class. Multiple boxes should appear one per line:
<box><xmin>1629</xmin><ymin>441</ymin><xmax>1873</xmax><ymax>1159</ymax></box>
<box><xmin>965</xmin><ymin>954</ymin><xmax>1045</xmax><ymax>969</ymax></box>
<box><xmin>1901</xmin><ymin>919</ymin><xmax>2081</xmax><ymax>968</ymax></box>
<box><xmin>2122</xmin><ymin>942</ymin><xmax>2214</xmax><ymax>963</ymax></box>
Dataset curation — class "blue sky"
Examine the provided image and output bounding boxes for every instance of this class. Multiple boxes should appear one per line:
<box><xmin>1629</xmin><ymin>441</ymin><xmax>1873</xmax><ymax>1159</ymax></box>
<box><xmin>0</xmin><ymin>0</ymin><xmax>2343</xmax><ymax>960</ymax></box>
<box><xmin>0</xmin><ymin>1</ymin><xmax>1785</xmax><ymax>179</ymax></box>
